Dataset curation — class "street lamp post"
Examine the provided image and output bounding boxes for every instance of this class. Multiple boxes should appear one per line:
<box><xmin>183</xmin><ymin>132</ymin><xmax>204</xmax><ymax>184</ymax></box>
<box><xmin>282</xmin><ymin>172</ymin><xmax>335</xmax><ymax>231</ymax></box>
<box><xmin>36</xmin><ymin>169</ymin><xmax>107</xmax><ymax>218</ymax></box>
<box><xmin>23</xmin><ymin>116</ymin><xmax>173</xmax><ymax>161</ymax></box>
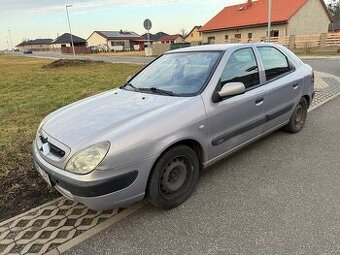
<box><xmin>267</xmin><ymin>0</ymin><xmax>272</xmax><ymax>42</ymax></box>
<box><xmin>66</xmin><ymin>5</ymin><xmax>76</xmax><ymax>57</ymax></box>
<box><xmin>8</xmin><ymin>30</ymin><xmax>13</xmax><ymax>50</ymax></box>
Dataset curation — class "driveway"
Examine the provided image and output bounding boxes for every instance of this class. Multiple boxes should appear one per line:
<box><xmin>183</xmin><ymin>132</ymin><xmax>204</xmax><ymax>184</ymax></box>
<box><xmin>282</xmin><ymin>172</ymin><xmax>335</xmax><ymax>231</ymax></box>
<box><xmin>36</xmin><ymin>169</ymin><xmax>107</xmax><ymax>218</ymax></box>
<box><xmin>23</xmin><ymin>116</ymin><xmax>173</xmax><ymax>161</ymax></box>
<box><xmin>304</xmin><ymin>58</ymin><xmax>340</xmax><ymax>77</ymax></box>
<box><xmin>64</xmin><ymin>94</ymin><xmax>340</xmax><ymax>255</ymax></box>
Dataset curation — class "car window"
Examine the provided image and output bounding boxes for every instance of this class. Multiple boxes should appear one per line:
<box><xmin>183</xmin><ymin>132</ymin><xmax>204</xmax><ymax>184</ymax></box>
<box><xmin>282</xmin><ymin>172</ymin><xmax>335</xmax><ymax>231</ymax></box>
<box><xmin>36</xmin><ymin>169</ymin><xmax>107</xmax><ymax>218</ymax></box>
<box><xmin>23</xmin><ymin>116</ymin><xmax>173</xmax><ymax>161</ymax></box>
<box><xmin>221</xmin><ymin>48</ymin><xmax>260</xmax><ymax>89</ymax></box>
<box><xmin>257</xmin><ymin>46</ymin><xmax>292</xmax><ymax>81</ymax></box>
<box><xmin>128</xmin><ymin>52</ymin><xmax>221</xmax><ymax>96</ymax></box>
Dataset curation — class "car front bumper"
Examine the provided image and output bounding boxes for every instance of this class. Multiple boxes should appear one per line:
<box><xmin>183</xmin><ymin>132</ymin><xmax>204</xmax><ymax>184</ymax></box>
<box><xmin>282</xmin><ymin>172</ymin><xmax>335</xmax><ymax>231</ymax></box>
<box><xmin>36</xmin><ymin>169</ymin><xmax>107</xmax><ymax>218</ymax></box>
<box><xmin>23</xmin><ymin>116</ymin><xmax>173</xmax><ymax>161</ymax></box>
<box><xmin>32</xmin><ymin>141</ymin><xmax>156</xmax><ymax>210</ymax></box>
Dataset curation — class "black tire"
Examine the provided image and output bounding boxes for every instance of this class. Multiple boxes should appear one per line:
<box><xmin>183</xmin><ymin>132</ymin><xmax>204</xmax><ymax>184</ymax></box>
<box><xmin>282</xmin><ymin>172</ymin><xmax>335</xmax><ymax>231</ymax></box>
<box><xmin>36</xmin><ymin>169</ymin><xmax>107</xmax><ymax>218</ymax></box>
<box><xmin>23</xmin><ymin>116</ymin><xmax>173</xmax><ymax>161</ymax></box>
<box><xmin>147</xmin><ymin>145</ymin><xmax>200</xmax><ymax>209</ymax></box>
<box><xmin>284</xmin><ymin>97</ymin><xmax>308</xmax><ymax>133</ymax></box>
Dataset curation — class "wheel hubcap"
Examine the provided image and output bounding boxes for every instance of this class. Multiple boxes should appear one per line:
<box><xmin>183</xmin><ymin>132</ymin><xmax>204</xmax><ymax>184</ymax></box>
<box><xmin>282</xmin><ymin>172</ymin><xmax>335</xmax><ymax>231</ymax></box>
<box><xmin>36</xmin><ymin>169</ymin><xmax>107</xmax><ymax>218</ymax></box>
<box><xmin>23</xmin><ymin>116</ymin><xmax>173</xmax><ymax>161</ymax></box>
<box><xmin>160</xmin><ymin>157</ymin><xmax>188</xmax><ymax>195</ymax></box>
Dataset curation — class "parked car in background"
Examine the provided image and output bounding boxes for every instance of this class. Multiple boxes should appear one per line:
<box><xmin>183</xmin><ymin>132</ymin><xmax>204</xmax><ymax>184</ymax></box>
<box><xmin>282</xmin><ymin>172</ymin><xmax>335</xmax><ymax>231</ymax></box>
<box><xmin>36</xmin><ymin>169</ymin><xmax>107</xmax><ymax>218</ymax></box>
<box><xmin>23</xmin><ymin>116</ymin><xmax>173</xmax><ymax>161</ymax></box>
<box><xmin>23</xmin><ymin>49</ymin><xmax>33</xmax><ymax>54</ymax></box>
<box><xmin>32</xmin><ymin>43</ymin><xmax>314</xmax><ymax>210</ymax></box>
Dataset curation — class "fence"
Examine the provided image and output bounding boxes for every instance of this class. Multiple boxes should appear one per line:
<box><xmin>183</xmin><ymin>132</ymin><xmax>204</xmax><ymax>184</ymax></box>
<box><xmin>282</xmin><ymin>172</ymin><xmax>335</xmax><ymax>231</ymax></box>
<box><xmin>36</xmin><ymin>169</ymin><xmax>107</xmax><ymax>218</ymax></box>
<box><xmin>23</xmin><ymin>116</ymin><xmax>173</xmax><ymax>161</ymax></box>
<box><xmin>224</xmin><ymin>33</ymin><xmax>340</xmax><ymax>51</ymax></box>
<box><xmin>326</xmin><ymin>33</ymin><xmax>340</xmax><ymax>46</ymax></box>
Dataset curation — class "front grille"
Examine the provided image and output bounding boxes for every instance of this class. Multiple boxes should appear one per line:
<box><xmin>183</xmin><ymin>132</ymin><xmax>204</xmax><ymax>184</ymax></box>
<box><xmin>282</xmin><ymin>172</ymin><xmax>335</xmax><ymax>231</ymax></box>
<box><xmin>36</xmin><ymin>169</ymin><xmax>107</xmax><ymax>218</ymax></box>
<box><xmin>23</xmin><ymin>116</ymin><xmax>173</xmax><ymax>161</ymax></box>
<box><xmin>39</xmin><ymin>135</ymin><xmax>66</xmax><ymax>159</ymax></box>
<box><xmin>50</xmin><ymin>143</ymin><xmax>66</xmax><ymax>158</ymax></box>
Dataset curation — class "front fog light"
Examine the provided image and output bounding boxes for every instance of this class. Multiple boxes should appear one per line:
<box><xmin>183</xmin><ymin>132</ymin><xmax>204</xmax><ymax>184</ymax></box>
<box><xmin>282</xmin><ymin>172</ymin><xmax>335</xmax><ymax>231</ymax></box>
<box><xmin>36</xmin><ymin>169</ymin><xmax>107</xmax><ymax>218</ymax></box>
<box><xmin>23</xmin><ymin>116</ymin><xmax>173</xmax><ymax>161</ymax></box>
<box><xmin>65</xmin><ymin>141</ymin><xmax>110</xmax><ymax>174</ymax></box>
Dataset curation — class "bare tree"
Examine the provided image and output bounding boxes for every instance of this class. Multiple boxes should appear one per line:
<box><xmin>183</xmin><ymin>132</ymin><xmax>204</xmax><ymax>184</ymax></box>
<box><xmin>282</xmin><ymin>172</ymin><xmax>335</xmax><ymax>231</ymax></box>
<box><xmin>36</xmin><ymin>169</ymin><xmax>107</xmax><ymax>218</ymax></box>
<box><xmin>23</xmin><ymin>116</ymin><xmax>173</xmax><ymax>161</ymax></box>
<box><xmin>328</xmin><ymin>0</ymin><xmax>340</xmax><ymax>23</ymax></box>
<box><xmin>180</xmin><ymin>28</ymin><xmax>187</xmax><ymax>37</ymax></box>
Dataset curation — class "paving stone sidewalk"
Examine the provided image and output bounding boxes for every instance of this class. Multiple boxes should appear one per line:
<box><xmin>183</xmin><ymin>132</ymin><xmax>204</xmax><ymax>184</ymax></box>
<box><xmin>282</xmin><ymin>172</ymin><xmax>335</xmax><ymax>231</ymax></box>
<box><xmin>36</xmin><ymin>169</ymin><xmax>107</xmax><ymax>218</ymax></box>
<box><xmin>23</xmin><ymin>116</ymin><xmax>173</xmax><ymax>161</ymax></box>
<box><xmin>0</xmin><ymin>71</ymin><xmax>339</xmax><ymax>255</ymax></box>
<box><xmin>312</xmin><ymin>72</ymin><xmax>340</xmax><ymax>108</ymax></box>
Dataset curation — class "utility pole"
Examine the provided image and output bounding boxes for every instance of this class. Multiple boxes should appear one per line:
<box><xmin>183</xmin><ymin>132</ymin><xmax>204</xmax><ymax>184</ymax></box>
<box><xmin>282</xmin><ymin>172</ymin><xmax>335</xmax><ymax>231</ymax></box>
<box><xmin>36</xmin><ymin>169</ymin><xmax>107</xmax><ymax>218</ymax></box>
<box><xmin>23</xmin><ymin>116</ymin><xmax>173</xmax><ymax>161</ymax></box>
<box><xmin>8</xmin><ymin>30</ymin><xmax>13</xmax><ymax>50</ymax></box>
<box><xmin>66</xmin><ymin>5</ymin><xmax>76</xmax><ymax>57</ymax></box>
<box><xmin>267</xmin><ymin>0</ymin><xmax>272</xmax><ymax>42</ymax></box>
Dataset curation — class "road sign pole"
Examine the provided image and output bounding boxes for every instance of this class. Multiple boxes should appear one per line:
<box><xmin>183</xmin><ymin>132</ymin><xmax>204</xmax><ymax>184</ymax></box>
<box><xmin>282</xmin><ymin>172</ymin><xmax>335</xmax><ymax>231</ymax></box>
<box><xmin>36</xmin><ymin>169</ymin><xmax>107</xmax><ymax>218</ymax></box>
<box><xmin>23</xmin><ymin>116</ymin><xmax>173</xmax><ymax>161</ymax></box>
<box><xmin>143</xmin><ymin>19</ymin><xmax>152</xmax><ymax>57</ymax></box>
<box><xmin>147</xmin><ymin>29</ymin><xmax>150</xmax><ymax>56</ymax></box>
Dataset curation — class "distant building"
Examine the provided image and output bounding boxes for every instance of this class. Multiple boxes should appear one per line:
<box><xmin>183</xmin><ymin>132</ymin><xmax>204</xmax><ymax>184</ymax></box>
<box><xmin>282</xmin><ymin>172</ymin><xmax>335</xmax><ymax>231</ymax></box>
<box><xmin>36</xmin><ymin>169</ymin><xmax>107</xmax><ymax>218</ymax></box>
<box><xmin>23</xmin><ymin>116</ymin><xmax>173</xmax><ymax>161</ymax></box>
<box><xmin>200</xmin><ymin>0</ymin><xmax>332</xmax><ymax>44</ymax></box>
<box><xmin>154</xmin><ymin>35</ymin><xmax>185</xmax><ymax>44</ymax></box>
<box><xmin>16</xmin><ymin>39</ymin><xmax>53</xmax><ymax>52</ymax></box>
<box><xmin>87</xmin><ymin>31</ymin><xmax>144</xmax><ymax>52</ymax></box>
<box><xmin>141</xmin><ymin>32</ymin><xmax>169</xmax><ymax>42</ymax></box>
<box><xmin>184</xmin><ymin>26</ymin><xmax>202</xmax><ymax>44</ymax></box>
<box><xmin>51</xmin><ymin>33</ymin><xmax>88</xmax><ymax>53</ymax></box>
<box><xmin>329</xmin><ymin>23</ymin><xmax>340</xmax><ymax>33</ymax></box>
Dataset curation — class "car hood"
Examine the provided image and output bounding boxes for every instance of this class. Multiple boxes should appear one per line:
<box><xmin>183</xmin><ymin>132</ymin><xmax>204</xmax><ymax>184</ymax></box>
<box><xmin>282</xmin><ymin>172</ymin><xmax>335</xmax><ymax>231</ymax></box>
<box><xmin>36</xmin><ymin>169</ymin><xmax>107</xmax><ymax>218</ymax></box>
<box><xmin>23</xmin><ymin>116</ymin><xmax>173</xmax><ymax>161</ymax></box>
<box><xmin>41</xmin><ymin>89</ymin><xmax>192</xmax><ymax>149</ymax></box>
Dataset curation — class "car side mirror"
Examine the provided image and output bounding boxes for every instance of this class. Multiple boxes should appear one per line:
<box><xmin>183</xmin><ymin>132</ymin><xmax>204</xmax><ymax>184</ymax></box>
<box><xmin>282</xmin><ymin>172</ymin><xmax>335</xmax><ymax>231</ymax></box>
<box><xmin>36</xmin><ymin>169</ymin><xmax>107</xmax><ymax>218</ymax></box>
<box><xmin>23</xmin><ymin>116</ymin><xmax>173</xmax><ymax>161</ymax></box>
<box><xmin>126</xmin><ymin>75</ymin><xmax>132</xmax><ymax>83</ymax></box>
<box><xmin>218</xmin><ymin>82</ymin><xmax>246</xmax><ymax>98</ymax></box>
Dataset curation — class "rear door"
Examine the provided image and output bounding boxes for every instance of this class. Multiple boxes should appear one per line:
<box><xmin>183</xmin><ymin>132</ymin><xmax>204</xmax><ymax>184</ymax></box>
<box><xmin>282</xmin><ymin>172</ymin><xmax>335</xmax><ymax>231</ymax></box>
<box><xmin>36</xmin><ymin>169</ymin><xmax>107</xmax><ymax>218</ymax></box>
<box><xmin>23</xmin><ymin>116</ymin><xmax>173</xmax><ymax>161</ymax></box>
<box><xmin>256</xmin><ymin>46</ymin><xmax>303</xmax><ymax>132</ymax></box>
<box><xmin>204</xmin><ymin>47</ymin><xmax>267</xmax><ymax>161</ymax></box>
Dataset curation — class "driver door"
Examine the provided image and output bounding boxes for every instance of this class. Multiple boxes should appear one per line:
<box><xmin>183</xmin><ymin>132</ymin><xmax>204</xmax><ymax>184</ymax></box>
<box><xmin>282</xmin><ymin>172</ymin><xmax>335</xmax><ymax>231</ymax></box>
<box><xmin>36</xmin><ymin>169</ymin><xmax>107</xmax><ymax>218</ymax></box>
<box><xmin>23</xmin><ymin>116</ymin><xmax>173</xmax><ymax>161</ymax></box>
<box><xmin>205</xmin><ymin>47</ymin><xmax>267</xmax><ymax>160</ymax></box>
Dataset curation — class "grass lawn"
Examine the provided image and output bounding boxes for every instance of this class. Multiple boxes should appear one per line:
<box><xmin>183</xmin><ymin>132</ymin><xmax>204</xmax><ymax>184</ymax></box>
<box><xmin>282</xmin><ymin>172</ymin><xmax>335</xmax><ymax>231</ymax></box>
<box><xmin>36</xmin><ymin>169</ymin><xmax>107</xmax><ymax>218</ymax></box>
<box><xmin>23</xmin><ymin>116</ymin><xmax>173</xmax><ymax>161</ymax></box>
<box><xmin>0</xmin><ymin>55</ymin><xmax>142</xmax><ymax>221</ymax></box>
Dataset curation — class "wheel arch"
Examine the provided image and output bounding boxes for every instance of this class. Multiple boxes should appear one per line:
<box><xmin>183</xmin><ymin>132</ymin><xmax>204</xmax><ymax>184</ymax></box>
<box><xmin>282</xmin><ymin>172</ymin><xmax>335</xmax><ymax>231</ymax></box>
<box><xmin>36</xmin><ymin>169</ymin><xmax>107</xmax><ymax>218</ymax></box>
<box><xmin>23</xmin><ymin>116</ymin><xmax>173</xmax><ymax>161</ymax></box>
<box><xmin>302</xmin><ymin>94</ymin><xmax>311</xmax><ymax>108</ymax></box>
<box><xmin>156</xmin><ymin>139</ymin><xmax>205</xmax><ymax>171</ymax></box>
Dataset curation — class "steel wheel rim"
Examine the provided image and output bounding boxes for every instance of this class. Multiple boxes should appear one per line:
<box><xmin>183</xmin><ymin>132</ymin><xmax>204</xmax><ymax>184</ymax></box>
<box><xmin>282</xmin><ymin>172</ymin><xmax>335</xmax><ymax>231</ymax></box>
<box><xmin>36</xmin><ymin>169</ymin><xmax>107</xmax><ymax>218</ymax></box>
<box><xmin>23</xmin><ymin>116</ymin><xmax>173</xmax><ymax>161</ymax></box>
<box><xmin>294</xmin><ymin>103</ymin><xmax>306</xmax><ymax>128</ymax></box>
<box><xmin>160</xmin><ymin>157</ymin><xmax>190</xmax><ymax>196</ymax></box>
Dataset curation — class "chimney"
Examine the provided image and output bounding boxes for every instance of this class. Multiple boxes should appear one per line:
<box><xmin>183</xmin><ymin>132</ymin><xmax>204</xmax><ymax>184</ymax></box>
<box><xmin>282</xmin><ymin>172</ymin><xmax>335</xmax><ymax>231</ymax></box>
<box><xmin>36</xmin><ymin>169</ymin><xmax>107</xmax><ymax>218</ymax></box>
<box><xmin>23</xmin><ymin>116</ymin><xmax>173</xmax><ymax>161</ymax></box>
<box><xmin>246</xmin><ymin>0</ymin><xmax>252</xmax><ymax>8</ymax></box>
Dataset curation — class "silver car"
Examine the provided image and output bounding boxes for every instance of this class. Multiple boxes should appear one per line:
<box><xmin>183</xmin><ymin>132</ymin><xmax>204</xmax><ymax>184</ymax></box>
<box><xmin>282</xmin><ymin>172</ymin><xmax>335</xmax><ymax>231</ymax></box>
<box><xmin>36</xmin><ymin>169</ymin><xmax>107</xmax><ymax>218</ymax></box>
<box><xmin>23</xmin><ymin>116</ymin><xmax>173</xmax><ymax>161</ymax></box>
<box><xmin>32</xmin><ymin>43</ymin><xmax>314</xmax><ymax>210</ymax></box>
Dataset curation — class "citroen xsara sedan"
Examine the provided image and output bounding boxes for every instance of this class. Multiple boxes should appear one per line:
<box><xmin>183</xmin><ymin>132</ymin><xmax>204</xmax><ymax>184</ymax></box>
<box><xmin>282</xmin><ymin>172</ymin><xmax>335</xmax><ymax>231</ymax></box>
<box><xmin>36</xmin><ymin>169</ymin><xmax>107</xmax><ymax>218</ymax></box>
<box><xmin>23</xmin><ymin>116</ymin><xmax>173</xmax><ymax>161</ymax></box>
<box><xmin>32</xmin><ymin>43</ymin><xmax>314</xmax><ymax>210</ymax></box>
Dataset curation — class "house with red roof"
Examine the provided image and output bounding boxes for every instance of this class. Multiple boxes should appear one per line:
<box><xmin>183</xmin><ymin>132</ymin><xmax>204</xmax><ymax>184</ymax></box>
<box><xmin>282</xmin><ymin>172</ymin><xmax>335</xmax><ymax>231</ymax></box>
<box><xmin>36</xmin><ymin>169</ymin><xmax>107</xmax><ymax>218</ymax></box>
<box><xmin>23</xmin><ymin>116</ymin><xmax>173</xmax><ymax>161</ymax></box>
<box><xmin>200</xmin><ymin>0</ymin><xmax>332</xmax><ymax>44</ymax></box>
<box><xmin>154</xmin><ymin>34</ymin><xmax>185</xmax><ymax>44</ymax></box>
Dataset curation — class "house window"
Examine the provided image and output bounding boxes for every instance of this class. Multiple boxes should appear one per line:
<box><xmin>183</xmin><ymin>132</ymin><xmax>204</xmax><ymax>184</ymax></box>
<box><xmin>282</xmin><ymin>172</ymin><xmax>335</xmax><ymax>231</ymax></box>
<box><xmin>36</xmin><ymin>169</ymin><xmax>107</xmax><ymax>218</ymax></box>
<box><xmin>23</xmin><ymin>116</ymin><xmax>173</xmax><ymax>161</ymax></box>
<box><xmin>225</xmin><ymin>35</ymin><xmax>229</xmax><ymax>42</ymax></box>
<box><xmin>248</xmin><ymin>33</ymin><xmax>253</xmax><ymax>39</ymax></box>
<box><xmin>199</xmin><ymin>32</ymin><xmax>202</xmax><ymax>36</ymax></box>
<box><xmin>271</xmin><ymin>30</ymin><xmax>279</xmax><ymax>37</ymax></box>
<box><xmin>235</xmin><ymin>34</ymin><xmax>241</xmax><ymax>39</ymax></box>
<box><xmin>268</xmin><ymin>30</ymin><xmax>280</xmax><ymax>37</ymax></box>
<box><xmin>208</xmin><ymin>36</ymin><xmax>215</xmax><ymax>44</ymax></box>
<box><xmin>191</xmin><ymin>33</ymin><xmax>194</xmax><ymax>37</ymax></box>
<box><xmin>111</xmin><ymin>41</ymin><xmax>124</xmax><ymax>46</ymax></box>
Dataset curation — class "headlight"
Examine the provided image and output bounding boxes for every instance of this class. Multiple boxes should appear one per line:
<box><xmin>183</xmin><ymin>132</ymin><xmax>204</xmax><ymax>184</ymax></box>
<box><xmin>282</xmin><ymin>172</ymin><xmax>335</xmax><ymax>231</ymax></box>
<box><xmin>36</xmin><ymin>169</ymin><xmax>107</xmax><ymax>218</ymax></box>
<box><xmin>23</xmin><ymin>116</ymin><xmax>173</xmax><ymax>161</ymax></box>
<box><xmin>65</xmin><ymin>141</ymin><xmax>110</xmax><ymax>174</ymax></box>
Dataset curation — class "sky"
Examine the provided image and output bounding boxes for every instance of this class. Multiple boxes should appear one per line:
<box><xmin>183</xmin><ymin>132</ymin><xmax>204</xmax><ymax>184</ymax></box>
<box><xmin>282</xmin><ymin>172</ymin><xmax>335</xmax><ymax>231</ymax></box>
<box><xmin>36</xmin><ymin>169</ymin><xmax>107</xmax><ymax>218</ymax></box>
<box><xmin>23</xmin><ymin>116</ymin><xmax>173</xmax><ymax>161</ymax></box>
<box><xmin>0</xmin><ymin>0</ymin><xmax>332</xmax><ymax>50</ymax></box>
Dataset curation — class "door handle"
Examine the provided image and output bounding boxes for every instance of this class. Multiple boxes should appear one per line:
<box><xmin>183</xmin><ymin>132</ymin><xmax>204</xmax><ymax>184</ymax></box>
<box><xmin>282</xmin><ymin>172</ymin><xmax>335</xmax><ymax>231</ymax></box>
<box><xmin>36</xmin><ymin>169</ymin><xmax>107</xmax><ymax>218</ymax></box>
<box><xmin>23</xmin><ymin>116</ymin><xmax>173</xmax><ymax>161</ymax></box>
<box><xmin>293</xmin><ymin>84</ymin><xmax>299</xmax><ymax>90</ymax></box>
<box><xmin>255</xmin><ymin>98</ymin><xmax>264</xmax><ymax>106</ymax></box>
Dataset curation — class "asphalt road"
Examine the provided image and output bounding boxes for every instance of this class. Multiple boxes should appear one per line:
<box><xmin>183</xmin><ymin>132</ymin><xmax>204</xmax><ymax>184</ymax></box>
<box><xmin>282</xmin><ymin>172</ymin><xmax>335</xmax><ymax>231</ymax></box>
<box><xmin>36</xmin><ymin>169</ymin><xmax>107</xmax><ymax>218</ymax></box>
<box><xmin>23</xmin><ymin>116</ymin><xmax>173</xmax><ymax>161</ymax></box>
<box><xmin>65</xmin><ymin>94</ymin><xmax>340</xmax><ymax>254</ymax></box>
<box><xmin>15</xmin><ymin>52</ymin><xmax>340</xmax><ymax>77</ymax></box>
<box><xmin>304</xmin><ymin>59</ymin><xmax>340</xmax><ymax>77</ymax></box>
<box><xmin>14</xmin><ymin>51</ymin><xmax>153</xmax><ymax>65</ymax></box>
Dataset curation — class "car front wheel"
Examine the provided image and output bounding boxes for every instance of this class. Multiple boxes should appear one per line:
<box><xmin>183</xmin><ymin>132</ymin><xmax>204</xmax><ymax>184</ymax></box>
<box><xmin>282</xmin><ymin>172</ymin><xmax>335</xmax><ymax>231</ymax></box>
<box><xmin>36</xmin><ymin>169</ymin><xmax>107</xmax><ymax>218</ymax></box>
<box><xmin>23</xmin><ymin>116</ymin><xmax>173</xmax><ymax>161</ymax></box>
<box><xmin>284</xmin><ymin>97</ymin><xmax>308</xmax><ymax>133</ymax></box>
<box><xmin>147</xmin><ymin>145</ymin><xmax>199</xmax><ymax>209</ymax></box>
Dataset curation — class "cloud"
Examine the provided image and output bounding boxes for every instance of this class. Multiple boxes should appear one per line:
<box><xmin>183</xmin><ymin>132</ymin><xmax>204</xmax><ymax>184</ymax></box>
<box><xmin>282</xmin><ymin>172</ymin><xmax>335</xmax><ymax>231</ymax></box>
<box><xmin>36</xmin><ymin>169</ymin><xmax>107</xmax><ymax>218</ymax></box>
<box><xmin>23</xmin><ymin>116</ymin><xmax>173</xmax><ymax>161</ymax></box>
<box><xmin>2</xmin><ymin>0</ymin><xmax>242</xmax><ymax>15</ymax></box>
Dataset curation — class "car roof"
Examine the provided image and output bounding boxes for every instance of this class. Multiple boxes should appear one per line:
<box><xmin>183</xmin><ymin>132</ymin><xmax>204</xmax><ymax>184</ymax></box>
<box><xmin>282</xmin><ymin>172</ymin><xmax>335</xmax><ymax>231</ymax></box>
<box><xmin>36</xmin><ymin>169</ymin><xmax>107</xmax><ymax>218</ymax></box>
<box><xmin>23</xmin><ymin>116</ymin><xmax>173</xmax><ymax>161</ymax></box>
<box><xmin>167</xmin><ymin>43</ymin><xmax>279</xmax><ymax>53</ymax></box>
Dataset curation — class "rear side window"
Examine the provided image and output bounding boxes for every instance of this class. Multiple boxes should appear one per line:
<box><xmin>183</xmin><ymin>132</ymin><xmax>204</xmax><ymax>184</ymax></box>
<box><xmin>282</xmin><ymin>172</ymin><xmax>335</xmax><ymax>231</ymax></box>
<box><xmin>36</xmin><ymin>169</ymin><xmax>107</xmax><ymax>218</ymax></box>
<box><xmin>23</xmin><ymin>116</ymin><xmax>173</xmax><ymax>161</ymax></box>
<box><xmin>221</xmin><ymin>48</ymin><xmax>260</xmax><ymax>89</ymax></box>
<box><xmin>257</xmin><ymin>47</ymin><xmax>292</xmax><ymax>81</ymax></box>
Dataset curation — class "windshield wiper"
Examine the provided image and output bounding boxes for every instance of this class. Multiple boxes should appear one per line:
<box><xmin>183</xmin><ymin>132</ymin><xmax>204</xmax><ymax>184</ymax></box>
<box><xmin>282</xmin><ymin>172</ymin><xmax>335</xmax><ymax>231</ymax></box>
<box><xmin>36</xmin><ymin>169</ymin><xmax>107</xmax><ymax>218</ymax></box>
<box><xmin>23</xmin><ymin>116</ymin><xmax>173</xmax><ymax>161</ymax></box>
<box><xmin>120</xmin><ymin>83</ymin><xmax>140</xmax><ymax>92</ymax></box>
<box><xmin>139</xmin><ymin>87</ymin><xmax>178</xmax><ymax>96</ymax></box>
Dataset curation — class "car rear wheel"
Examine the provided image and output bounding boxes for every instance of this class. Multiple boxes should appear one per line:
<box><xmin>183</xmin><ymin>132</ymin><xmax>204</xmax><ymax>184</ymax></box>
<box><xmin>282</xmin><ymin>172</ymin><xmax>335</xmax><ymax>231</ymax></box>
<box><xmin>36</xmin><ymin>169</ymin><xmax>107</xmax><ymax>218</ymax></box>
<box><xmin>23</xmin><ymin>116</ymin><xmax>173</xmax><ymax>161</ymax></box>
<box><xmin>147</xmin><ymin>145</ymin><xmax>199</xmax><ymax>209</ymax></box>
<box><xmin>284</xmin><ymin>97</ymin><xmax>308</xmax><ymax>133</ymax></box>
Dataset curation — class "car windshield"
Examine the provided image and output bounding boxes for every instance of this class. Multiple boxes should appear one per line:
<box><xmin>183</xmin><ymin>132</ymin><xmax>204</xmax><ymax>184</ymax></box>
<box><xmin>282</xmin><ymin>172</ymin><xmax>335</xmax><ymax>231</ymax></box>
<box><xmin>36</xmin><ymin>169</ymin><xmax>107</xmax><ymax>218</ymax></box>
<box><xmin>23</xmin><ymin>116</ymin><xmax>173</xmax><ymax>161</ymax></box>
<box><xmin>124</xmin><ymin>52</ymin><xmax>221</xmax><ymax>96</ymax></box>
